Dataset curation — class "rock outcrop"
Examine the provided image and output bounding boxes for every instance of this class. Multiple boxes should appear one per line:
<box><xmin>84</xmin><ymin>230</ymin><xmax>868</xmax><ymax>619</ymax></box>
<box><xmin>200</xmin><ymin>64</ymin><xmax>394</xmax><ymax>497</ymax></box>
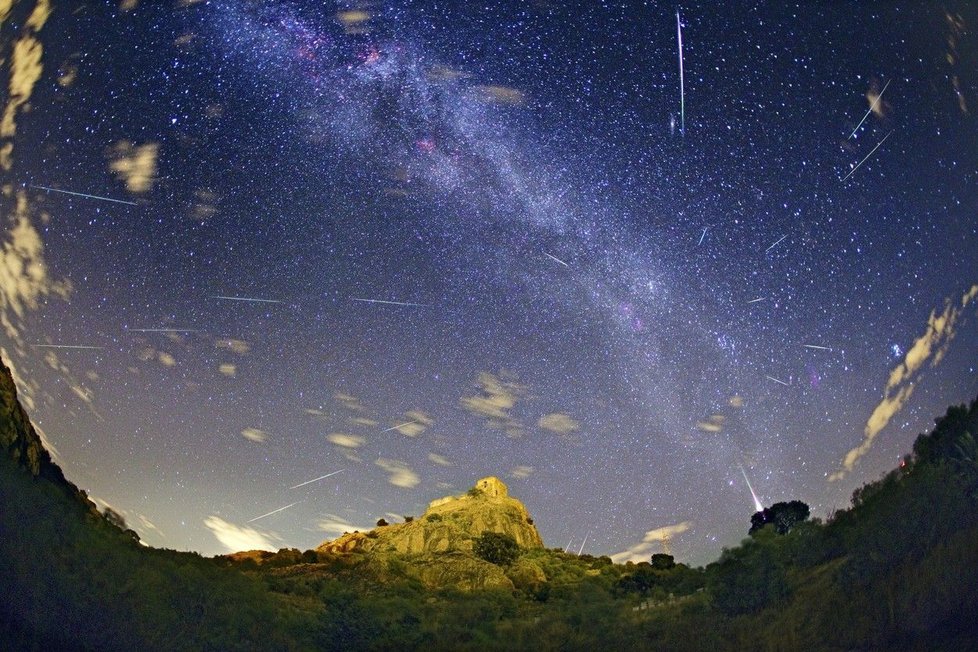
<box><xmin>317</xmin><ymin>476</ymin><xmax>543</xmax><ymax>556</ymax></box>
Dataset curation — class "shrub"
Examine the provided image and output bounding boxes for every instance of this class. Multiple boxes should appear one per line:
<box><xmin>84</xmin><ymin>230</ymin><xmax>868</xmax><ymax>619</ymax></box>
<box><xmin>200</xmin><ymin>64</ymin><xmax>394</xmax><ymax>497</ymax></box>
<box><xmin>474</xmin><ymin>532</ymin><xmax>520</xmax><ymax>566</ymax></box>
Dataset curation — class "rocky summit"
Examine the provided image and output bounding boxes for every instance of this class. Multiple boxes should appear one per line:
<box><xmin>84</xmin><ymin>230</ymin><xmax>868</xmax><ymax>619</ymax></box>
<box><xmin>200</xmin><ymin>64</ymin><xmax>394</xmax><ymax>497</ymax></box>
<box><xmin>317</xmin><ymin>476</ymin><xmax>543</xmax><ymax>556</ymax></box>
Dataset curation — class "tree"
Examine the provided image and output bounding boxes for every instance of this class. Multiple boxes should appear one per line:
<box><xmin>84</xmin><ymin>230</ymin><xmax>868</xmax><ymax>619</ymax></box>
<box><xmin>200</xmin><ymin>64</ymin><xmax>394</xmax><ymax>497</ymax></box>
<box><xmin>474</xmin><ymin>532</ymin><xmax>520</xmax><ymax>566</ymax></box>
<box><xmin>650</xmin><ymin>553</ymin><xmax>676</xmax><ymax>570</ymax></box>
<box><xmin>749</xmin><ymin>500</ymin><xmax>810</xmax><ymax>535</ymax></box>
<box><xmin>376</xmin><ymin>518</ymin><xmax>388</xmax><ymax>527</ymax></box>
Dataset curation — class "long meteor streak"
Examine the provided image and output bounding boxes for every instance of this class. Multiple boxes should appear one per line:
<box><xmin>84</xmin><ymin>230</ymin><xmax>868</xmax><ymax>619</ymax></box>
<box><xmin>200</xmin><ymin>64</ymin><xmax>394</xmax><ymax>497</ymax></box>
<box><xmin>382</xmin><ymin>421</ymin><xmax>419</xmax><ymax>433</ymax></box>
<box><xmin>289</xmin><ymin>469</ymin><xmax>344</xmax><ymax>490</ymax></box>
<box><xmin>29</xmin><ymin>185</ymin><xmax>137</xmax><ymax>206</ymax></box>
<box><xmin>544</xmin><ymin>252</ymin><xmax>569</xmax><ymax>267</ymax></box>
<box><xmin>765</xmin><ymin>234</ymin><xmax>787</xmax><ymax>252</ymax></box>
<box><xmin>802</xmin><ymin>344</ymin><xmax>833</xmax><ymax>351</ymax></box>
<box><xmin>352</xmin><ymin>298</ymin><xmax>428</xmax><ymax>307</ymax></box>
<box><xmin>128</xmin><ymin>328</ymin><xmax>197</xmax><ymax>333</ymax></box>
<box><xmin>32</xmin><ymin>344</ymin><xmax>103</xmax><ymax>350</ymax></box>
<box><xmin>765</xmin><ymin>375</ymin><xmax>789</xmax><ymax>386</ymax></box>
<box><xmin>841</xmin><ymin>130</ymin><xmax>893</xmax><ymax>182</ymax></box>
<box><xmin>738</xmin><ymin>464</ymin><xmax>764</xmax><ymax>512</ymax></box>
<box><xmin>676</xmin><ymin>10</ymin><xmax>686</xmax><ymax>135</ymax></box>
<box><xmin>211</xmin><ymin>295</ymin><xmax>282</xmax><ymax>304</ymax></box>
<box><xmin>247</xmin><ymin>501</ymin><xmax>299</xmax><ymax>523</ymax></box>
<box><xmin>848</xmin><ymin>79</ymin><xmax>890</xmax><ymax>139</ymax></box>
<box><xmin>746</xmin><ymin>297</ymin><xmax>766</xmax><ymax>304</ymax></box>
<box><xmin>698</xmin><ymin>228</ymin><xmax>707</xmax><ymax>245</ymax></box>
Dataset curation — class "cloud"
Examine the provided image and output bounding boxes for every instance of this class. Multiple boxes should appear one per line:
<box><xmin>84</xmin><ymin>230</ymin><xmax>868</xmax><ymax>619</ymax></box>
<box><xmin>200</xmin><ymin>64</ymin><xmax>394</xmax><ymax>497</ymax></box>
<box><xmin>1</xmin><ymin>35</ymin><xmax>44</xmax><ymax>148</ymax></box>
<box><xmin>830</xmin><ymin>285</ymin><xmax>978</xmax><ymax>481</ymax></box>
<box><xmin>510</xmin><ymin>465</ymin><xmax>533</xmax><ymax>479</ymax></box>
<box><xmin>335</xmin><ymin>9</ymin><xmax>371</xmax><ymax>34</ymax></box>
<box><xmin>157</xmin><ymin>351</ymin><xmax>176</xmax><ymax>367</ymax></box>
<box><xmin>204</xmin><ymin>516</ymin><xmax>278</xmax><ymax>553</ymax></box>
<box><xmin>317</xmin><ymin>514</ymin><xmax>369</xmax><ymax>537</ymax></box>
<box><xmin>108</xmin><ymin>141</ymin><xmax>159</xmax><ymax>193</ymax></box>
<box><xmin>471</xmin><ymin>85</ymin><xmax>526</xmax><ymax>106</ymax></box>
<box><xmin>610</xmin><ymin>521</ymin><xmax>693</xmax><ymax>564</ymax></box>
<box><xmin>428</xmin><ymin>452</ymin><xmax>452</xmax><ymax>467</ymax></box>
<box><xmin>538</xmin><ymin>413</ymin><xmax>580</xmax><ymax>435</ymax></box>
<box><xmin>460</xmin><ymin>371</ymin><xmax>526</xmax><ymax>436</ymax></box>
<box><xmin>866</xmin><ymin>80</ymin><xmax>890</xmax><ymax>119</ymax></box>
<box><xmin>375</xmin><ymin>458</ymin><xmax>420</xmax><ymax>488</ymax></box>
<box><xmin>218</xmin><ymin>363</ymin><xmax>236</xmax><ymax>377</ymax></box>
<box><xmin>350</xmin><ymin>416</ymin><xmax>378</xmax><ymax>427</ymax></box>
<box><xmin>695</xmin><ymin>414</ymin><xmax>725</xmax><ymax>433</ymax></box>
<box><xmin>0</xmin><ymin>193</ymin><xmax>72</xmax><ymax>341</ymax></box>
<box><xmin>215</xmin><ymin>338</ymin><xmax>250</xmax><ymax>355</ymax></box>
<box><xmin>327</xmin><ymin>432</ymin><xmax>365</xmax><ymax>448</ymax></box>
<box><xmin>334</xmin><ymin>392</ymin><xmax>366</xmax><ymax>412</ymax></box>
<box><xmin>241</xmin><ymin>428</ymin><xmax>268</xmax><ymax>443</ymax></box>
<box><xmin>393</xmin><ymin>409</ymin><xmax>434</xmax><ymax>437</ymax></box>
<box><xmin>729</xmin><ymin>395</ymin><xmax>745</xmax><ymax>408</ymax></box>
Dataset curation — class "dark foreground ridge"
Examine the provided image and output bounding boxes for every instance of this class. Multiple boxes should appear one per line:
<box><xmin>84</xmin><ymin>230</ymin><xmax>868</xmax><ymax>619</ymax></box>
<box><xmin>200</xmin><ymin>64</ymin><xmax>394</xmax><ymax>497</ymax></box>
<box><xmin>3</xmin><ymin>354</ymin><xmax>978</xmax><ymax>650</ymax></box>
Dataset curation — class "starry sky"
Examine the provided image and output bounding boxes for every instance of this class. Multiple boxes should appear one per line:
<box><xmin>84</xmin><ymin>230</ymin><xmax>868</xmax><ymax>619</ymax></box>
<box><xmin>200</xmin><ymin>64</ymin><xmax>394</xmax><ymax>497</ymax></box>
<box><xmin>1</xmin><ymin>0</ymin><xmax>976</xmax><ymax>565</ymax></box>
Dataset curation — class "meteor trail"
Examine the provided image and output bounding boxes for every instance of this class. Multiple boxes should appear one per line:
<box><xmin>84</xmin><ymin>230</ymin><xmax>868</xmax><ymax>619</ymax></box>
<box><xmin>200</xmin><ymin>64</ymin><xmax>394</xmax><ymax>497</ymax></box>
<box><xmin>247</xmin><ymin>501</ymin><xmax>299</xmax><ymax>523</ymax></box>
<box><xmin>577</xmin><ymin>534</ymin><xmax>589</xmax><ymax>556</ymax></box>
<box><xmin>738</xmin><ymin>464</ymin><xmax>764</xmax><ymax>512</ymax></box>
<box><xmin>841</xmin><ymin>130</ymin><xmax>893</xmax><ymax>182</ymax></box>
<box><xmin>382</xmin><ymin>421</ymin><xmax>419</xmax><ymax>433</ymax></box>
<box><xmin>29</xmin><ymin>184</ymin><xmax>138</xmax><ymax>206</ymax></box>
<box><xmin>676</xmin><ymin>10</ymin><xmax>686</xmax><ymax>135</ymax></box>
<box><xmin>746</xmin><ymin>297</ymin><xmax>766</xmax><ymax>304</ymax></box>
<box><xmin>765</xmin><ymin>375</ymin><xmax>790</xmax><ymax>386</ymax></box>
<box><xmin>211</xmin><ymin>295</ymin><xmax>282</xmax><ymax>304</ymax></box>
<box><xmin>128</xmin><ymin>328</ymin><xmax>197</xmax><ymax>333</ymax></box>
<box><xmin>802</xmin><ymin>344</ymin><xmax>833</xmax><ymax>351</ymax></box>
<box><xmin>698</xmin><ymin>228</ymin><xmax>707</xmax><ymax>246</ymax></box>
<box><xmin>352</xmin><ymin>298</ymin><xmax>428</xmax><ymax>308</ymax></box>
<box><xmin>289</xmin><ymin>469</ymin><xmax>344</xmax><ymax>490</ymax></box>
<box><xmin>848</xmin><ymin>79</ymin><xmax>890</xmax><ymax>139</ymax></box>
<box><xmin>544</xmin><ymin>252</ymin><xmax>569</xmax><ymax>267</ymax></box>
<box><xmin>31</xmin><ymin>344</ymin><xmax>103</xmax><ymax>350</ymax></box>
<box><xmin>765</xmin><ymin>235</ymin><xmax>787</xmax><ymax>252</ymax></box>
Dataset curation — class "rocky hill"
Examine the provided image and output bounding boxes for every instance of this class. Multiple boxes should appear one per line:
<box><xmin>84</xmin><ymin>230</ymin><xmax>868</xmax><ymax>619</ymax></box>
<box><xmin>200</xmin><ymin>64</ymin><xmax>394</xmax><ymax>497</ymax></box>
<box><xmin>318</xmin><ymin>476</ymin><xmax>543</xmax><ymax>556</ymax></box>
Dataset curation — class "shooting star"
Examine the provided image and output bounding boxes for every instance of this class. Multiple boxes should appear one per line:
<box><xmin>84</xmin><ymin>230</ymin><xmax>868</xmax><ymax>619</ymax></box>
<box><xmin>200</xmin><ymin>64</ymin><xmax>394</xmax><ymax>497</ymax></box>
<box><xmin>738</xmin><ymin>464</ymin><xmax>764</xmax><ymax>512</ymax></box>
<box><xmin>746</xmin><ymin>297</ymin><xmax>766</xmax><ymax>304</ymax></box>
<box><xmin>31</xmin><ymin>344</ymin><xmax>103</xmax><ymax>350</ymax></box>
<box><xmin>698</xmin><ymin>228</ymin><xmax>707</xmax><ymax>246</ymax></box>
<box><xmin>29</xmin><ymin>184</ymin><xmax>138</xmax><ymax>206</ymax></box>
<box><xmin>382</xmin><ymin>421</ymin><xmax>419</xmax><ymax>433</ymax></box>
<box><xmin>802</xmin><ymin>344</ymin><xmax>833</xmax><ymax>351</ymax></box>
<box><xmin>544</xmin><ymin>252</ymin><xmax>569</xmax><ymax>267</ymax></box>
<box><xmin>848</xmin><ymin>79</ymin><xmax>890</xmax><ymax>139</ymax></box>
<box><xmin>289</xmin><ymin>469</ymin><xmax>344</xmax><ymax>490</ymax></box>
<box><xmin>211</xmin><ymin>295</ymin><xmax>282</xmax><ymax>304</ymax></box>
<box><xmin>765</xmin><ymin>235</ymin><xmax>787</xmax><ymax>252</ymax></box>
<box><xmin>352</xmin><ymin>298</ymin><xmax>428</xmax><ymax>308</ymax></box>
<box><xmin>128</xmin><ymin>328</ymin><xmax>197</xmax><ymax>333</ymax></box>
<box><xmin>247</xmin><ymin>501</ymin><xmax>299</xmax><ymax>523</ymax></box>
<box><xmin>841</xmin><ymin>130</ymin><xmax>893</xmax><ymax>182</ymax></box>
<box><xmin>577</xmin><ymin>533</ymin><xmax>589</xmax><ymax>556</ymax></box>
<box><xmin>676</xmin><ymin>10</ymin><xmax>686</xmax><ymax>135</ymax></box>
<box><xmin>765</xmin><ymin>375</ymin><xmax>790</xmax><ymax>386</ymax></box>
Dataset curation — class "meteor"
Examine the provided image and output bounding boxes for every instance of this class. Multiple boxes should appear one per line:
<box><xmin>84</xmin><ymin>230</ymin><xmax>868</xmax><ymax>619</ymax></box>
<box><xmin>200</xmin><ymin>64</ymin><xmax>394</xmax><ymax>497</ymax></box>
<box><xmin>738</xmin><ymin>464</ymin><xmax>764</xmax><ymax>512</ymax></box>
<box><xmin>128</xmin><ymin>328</ymin><xmax>197</xmax><ymax>333</ymax></box>
<box><xmin>765</xmin><ymin>375</ymin><xmax>789</xmax><ymax>386</ymax></box>
<box><xmin>544</xmin><ymin>252</ymin><xmax>569</xmax><ymax>267</ymax></box>
<box><xmin>746</xmin><ymin>297</ymin><xmax>766</xmax><ymax>304</ymax></box>
<box><xmin>382</xmin><ymin>421</ymin><xmax>419</xmax><ymax>433</ymax></box>
<box><xmin>848</xmin><ymin>79</ymin><xmax>890</xmax><ymax>139</ymax></box>
<box><xmin>29</xmin><ymin>184</ymin><xmax>138</xmax><ymax>206</ymax></box>
<box><xmin>577</xmin><ymin>533</ymin><xmax>589</xmax><ymax>556</ymax></box>
<box><xmin>802</xmin><ymin>344</ymin><xmax>833</xmax><ymax>351</ymax></box>
<box><xmin>698</xmin><ymin>227</ymin><xmax>707</xmax><ymax>246</ymax></box>
<box><xmin>765</xmin><ymin>235</ymin><xmax>787</xmax><ymax>252</ymax></box>
<box><xmin>289</xmin><ymin>469</ymin><xmax>344</xmax><ymax>490</ymax></box>
<box><xmin>352</xmin><ymin>298</ymin><xmax>428</xmax><ymax>308</ymax></box>
<box><xmin>841</xmin><ymin>130</ymin><xmax>893</xmax><ymax>182</ymax></box>
<box><xmin>676</xmin><ymin>10</ymin><xmax>686</xmax><ymax>135</ymax></box>
<box><xmin>31</xmin><ymin>344</ymin><xmax>103</xmax><ymax>350</ymax></box>
<box><xmin>211</xmin><ymin>295</ymin><xmax>282</xmax><ymax>304</ymax></box>
<box><xmin>247</xmin><ymin>501</ymin><xmax>299</xmax><ymax>523</ymax></box>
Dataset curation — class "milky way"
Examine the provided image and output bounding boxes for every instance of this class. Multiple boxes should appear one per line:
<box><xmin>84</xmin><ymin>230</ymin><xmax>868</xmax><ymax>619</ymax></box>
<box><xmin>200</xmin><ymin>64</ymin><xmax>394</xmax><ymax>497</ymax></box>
<box><xmin>1</xmin><ymin>0</ymin><xmax>976</xmax><ymax>564</ymax></box>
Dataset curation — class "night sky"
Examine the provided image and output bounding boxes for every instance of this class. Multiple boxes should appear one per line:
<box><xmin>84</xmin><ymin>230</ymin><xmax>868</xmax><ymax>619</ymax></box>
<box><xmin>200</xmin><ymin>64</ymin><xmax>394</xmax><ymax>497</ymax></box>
<box><xmin>2</xmin><ymin>0</ymin><xmax>976</xmax><ymax>565</ymax></box>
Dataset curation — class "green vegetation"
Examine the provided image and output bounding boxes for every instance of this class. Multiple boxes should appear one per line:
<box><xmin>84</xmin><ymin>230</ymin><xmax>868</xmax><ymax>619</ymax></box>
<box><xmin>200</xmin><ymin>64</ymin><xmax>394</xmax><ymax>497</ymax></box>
<box><xmin>3</xmin><ymin>353</ymin><xmax>978</xmax><ymax>649</ymax></box>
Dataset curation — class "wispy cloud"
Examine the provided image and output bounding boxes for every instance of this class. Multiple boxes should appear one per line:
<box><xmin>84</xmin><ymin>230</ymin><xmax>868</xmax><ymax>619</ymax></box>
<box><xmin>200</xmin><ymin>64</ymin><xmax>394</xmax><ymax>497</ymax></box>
<box><xmin>610</xmin><ymin>521</ymin><xmax>692</xmax><ymax>564</ymax></box>
<box><xmin>204</xmin><ymin>515</ymin><xmax>278</xmax><ymax>552</ymax></box>
<box><xmin>334</xmin><ymin>392</ymin><xmax>366</xmax><ymax>412</ymax></box>
<box><xmin>375</xmin><ymin>458</ymin><xmax>420</xmax><ymax>488</ymax></box>
<box><xmin>695</xmin><ymin>414</ymin><xmax>725</xmax><ymax>433</ymax></box>
<box><xmin>215</xmin><ymin>338</ymin><xmax>251</xmax><ymax>355</ymax></box>
<box><xmin>327</xmin><ymin>432</ymin><xmax>365</xmax><ymax>448</ymax></box>
<box><xmin>218</xmin><ymin>363</ymin><xmax>236</xmax><ymax>377</ymax></box>
<box><xmin>317</xmin><ymin>513</ymin><xmax>370</xmax><ymax>537</ymax></box>
<box><xmin>830</xmin><ymin>284</ymin><xmax>978</xmax><ymax>481</ymax></box>
<box><xmin>428</xmin><ymin>452</ymin><xmax>452</xmax><ymax>467</ymax></box>
<box><xmin>510</xmin><ymin>465</ymin><xmax>534</xmax><ymax>479</ymax></box>
<box><xmin>460</xmin><ymin>371</ymin><xmax>526</xmax><ymax>437</ymax></box>
<box><xmin>538</xmin><ymin>413</ymin><xmax>580</xmax><ymax>435</ymax></box>
<box><xmin>108</xmin><ymin>141</ymin><xmax>159</xmax><ymax>193</ymax></box>
<box><xmin>241</xmin><ymin>428</ymin><xmax>268</xmax><ymax>443</ymax></box>
<box><xmin>393</xmin><ymin>409</ymin><xmax>434</xmax><ymax>437</ymax></box>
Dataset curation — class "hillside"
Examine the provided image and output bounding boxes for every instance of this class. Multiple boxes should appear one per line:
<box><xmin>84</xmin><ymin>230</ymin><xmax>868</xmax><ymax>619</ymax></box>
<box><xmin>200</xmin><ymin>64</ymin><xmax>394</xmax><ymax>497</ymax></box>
<box><xmin>3</xmin><ymin>353</ymin><xmax>978</xmax><ymax>649</ymax></box>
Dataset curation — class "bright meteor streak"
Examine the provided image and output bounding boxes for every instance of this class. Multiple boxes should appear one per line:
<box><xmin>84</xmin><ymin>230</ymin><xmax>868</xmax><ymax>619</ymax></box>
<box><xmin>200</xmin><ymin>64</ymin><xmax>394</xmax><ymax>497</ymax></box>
<box><xmin>841</xmin><ymin>130</ymin><xmax>893</xmax><ymax>182</ymax></box>
<box><xmin>544</xmin><ymin>252</ymin><xmax>569</xmax><ymax>267</ymax></box>
<box><xmin>802</xmin><ymin>344</ymin><xmax>833</xmax><ymax>351</ymax></box>
<box><xmin>247</xmin><ymin>501</ymin><xmax>299</xmax><ymax>523</ymax></box>
<box><xmin>766</xmin><ymin>375</ymin><xmax>790</xmax><ymax>386</ymax></box>
<box><xmin>289</xmin><ymin>470</ymin><xmax>344</xmax><ymax>490</ymax></box>
<box><xmin>211</xmin><ymin>295</ymin><xmax>283</xmax><ymax>304</ymax></box>
<box><xmin>739</xmin><ymin>465</ymin><xmax>764</xmax><ymax>512</ymax></box>
<box><xmin>31</xmin><ymin>344</ymin><xmax>103</xmax><ymax>350</ymax></box>
<box><xmin>29</xmin><ymin>184</ymin><xmax>138</xmax><ymax>206</ymax></box>
<box><xmin>352</xmin><ymin>298</ymin><xmax>428</xmax><ymax>307</ymax></box>
<box><xmin>676</xmin><ymin>10</ymin><xmax>686</xmax><ymax>136</ymax></box>
<box><xmin>848</xmin><ymin>79</ymin><xmax>890</xmax><ymax>139</ymax></box>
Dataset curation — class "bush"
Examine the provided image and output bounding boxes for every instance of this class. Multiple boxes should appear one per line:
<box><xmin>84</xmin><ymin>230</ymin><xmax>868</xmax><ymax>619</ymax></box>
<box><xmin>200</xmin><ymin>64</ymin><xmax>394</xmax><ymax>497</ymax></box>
<box><xmin>376</xmin><ymin>519</ymin><xmax>388</xmax><ymax>527</ymax></box>
<box><xmin>425</xmin><ymin>513</ymin><xmax>443</xmax><ymax>522</ymax></box>
<box><xmin>474</xmin><ymin>532</ymin><xmax>520</xmax><ymax>566</ymax></box>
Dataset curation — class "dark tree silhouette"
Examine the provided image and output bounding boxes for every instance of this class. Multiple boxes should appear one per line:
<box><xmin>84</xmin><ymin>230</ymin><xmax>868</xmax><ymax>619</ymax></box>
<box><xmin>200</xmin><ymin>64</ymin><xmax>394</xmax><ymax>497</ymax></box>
<box><xmin>749</xmin><ymin>500</ymin><xmax>810</xmax><ymax>535</ymax></box>
<box><xmin>474</xmin><ymin>531</ymin><xmax>520</xmax><ymax>566</ymax></box>
<box><xmin>650</xmin><ymin>553</ymin><xmax>676</xmax><ymax>570</ymax></box>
